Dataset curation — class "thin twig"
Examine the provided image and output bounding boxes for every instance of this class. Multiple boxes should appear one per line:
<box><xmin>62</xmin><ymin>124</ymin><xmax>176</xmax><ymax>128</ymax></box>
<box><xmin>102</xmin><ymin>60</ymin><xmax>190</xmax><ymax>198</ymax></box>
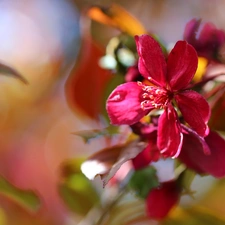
<box><xmin>189</xmin><ymin>72</ymin><xmax>225</xmax><ymax>89</ymax></box>
<box><xmin>95</xmin><ymin>187</ymin><xmax>128</xmax><ymax>225</ymax></box>
<box><xmin>77</xmin><ymin>171</ymin><xmax>133</xmax><ymax>225</ymax></box>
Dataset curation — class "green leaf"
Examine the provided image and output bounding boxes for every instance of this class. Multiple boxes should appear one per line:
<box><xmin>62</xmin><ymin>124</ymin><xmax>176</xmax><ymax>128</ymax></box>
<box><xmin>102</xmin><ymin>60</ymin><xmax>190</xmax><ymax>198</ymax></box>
<box><xmin>0</xmin><ymin>61</ymin><xmax>28</xmax><ymax>84</ymax></box>
<box><xmin>129</xmin><ymin>166</ymin><xmax>159</xmax><ymax>199</ymax></box>
<box><xmin>72</xmin><ymin>125</ymin><xmax>119</xmax><ymax>143</ymax></box>
<box><xmin>60</xmin><ymin>158</ymin><xmax>85</xmax><ymax>177</ymax></box>
<box><xmin>59</xmin><ymin>173</ymin><xmax>99</xmax><ymax>215</ymax></box>
<box><xmin>0</xmin><ymin>176</ymin><xmax>40</xmax><ymax>212</ymax></box>
<box><xmin>60</xmin><ymin>158</ymin><xmax>100</xmax><ymax>215</ymax></box>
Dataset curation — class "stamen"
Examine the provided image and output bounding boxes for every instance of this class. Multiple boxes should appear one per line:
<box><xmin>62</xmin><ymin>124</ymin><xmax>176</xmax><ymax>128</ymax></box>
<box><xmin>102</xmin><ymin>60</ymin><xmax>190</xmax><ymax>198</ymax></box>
<box><xmin>142</xmin><ymin>93</ymin><xmax>149</xmax><ymax>98</ymax></box>
<box><xmin>139</xmin><ymin>83</ymin><xmax>170</xmax><ymax>110</ymax></box>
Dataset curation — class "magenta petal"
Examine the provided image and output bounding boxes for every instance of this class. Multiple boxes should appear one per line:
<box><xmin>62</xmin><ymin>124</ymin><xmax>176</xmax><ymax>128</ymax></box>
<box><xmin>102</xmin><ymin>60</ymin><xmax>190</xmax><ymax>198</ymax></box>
<box><xmin>184</xmin><ymin>19</ymin><xmax>225</xmax><ymax>60</ymax></box>
<box><xmin>157</xmin><ymin>105</ymin><xmax>183</xmax><ymax>158</ymax></box>
<box><xmin>125</xmin><ymin>64</ymin><xmax>141</xmax><ymax>82</ymax></box>
<box><xmin>179</xmin><ymin>131</ymin><xmax>225</xmax><ymax>178</ymax></box>
<box><xmin>132</xmin><ymin>139</ymin><xmax>160</xmax><ymax>170</ymax></box>
<box><xmin>181</xmin><ymin>124</ymin><xmax>211</xmax><ymax>155</ymax></box>
<box><xmin>183</xmin><ymin>18</ymin><xmax>201</xmax><ymax>45</ymax></box>
<box><xmin>106</xmin><ymin>82</ymin><xmax>149</xmax><ymax>125</ymax></box>
<box><xmin>175</xmin><ymin>90</ymin><xmax>210</xmax><ymax>137</ymax></box>
<box><xmin>199</xmin><ymin>22</ymin><xmax>225</xmax><ymax>48</ymax></box>
<box><xmin>146</xmin><ymin>181</ymin><xmax>180</xmax><ymax>220</ymax></box>
<box><xmin>135</xmin><ymin>35</ymin><xmax>167</xmax><ymax>87</ymax></box>
<box><xmin>130</xmin><ymin>122</ymin><xmax>158</xmax><ymax>140</ymax></box>
<box><xmin>167</xmin><ymin>41</ymin><xmax>198</xmax><ymax>91</ymax></box>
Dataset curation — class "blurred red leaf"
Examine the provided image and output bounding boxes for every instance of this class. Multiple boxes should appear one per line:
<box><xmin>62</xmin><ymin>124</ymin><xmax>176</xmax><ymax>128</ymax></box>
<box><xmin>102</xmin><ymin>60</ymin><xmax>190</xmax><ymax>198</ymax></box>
<box><xmin>65</xmin><ymin>37</ymin><xmax>112</xmax><ymax>119</ymax></box>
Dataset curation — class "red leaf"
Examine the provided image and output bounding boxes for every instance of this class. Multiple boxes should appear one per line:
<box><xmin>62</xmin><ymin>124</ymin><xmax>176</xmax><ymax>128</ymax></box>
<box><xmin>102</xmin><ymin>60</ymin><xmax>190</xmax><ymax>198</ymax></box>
<box><xmin>65</xmin><ymin>37</ymin><xmax>112</xmax><ymax>119</ymax></box>
<box><xmin>81</xmin><ymin>140</ymin><xmax>147</xmax><ymax>187</ymax></box>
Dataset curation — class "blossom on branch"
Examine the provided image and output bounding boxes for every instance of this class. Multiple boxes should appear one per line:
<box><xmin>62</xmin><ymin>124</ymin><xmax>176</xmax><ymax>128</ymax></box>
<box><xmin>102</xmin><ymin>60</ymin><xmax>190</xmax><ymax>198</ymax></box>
<box><xmin>107</xmin><ymin>34</ymin><xmax>210</xmax><ymax>158</ymax></box>
<box><xmin>184</xmin><ymin>18</ymin><xmax>225</xmax><ymax>62</ymax></box>
<box><xmin>146</xmin><ymin>180</ymin><xmax>181</xmax><ymax>220</ymax></box>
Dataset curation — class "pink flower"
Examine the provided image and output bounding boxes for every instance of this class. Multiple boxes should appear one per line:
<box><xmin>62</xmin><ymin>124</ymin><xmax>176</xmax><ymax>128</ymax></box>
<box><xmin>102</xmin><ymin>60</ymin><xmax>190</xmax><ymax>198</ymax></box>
<box><xmin>107</xmin><ymin>35</ymin><xmax>210</xmax><ymax>158</ymax></box>
<box><xmin>125</xmin><ymin>64</ymin><xmax>143</xmax><ymax>82</ymax></box>
<box><xmin>146</xmin><ymin>181</ymin><xmax>180</xmax><ymax>220</ymax></box>
<box><xmin>184</xmin><ymin>18</ymin><xmax>225</xmax><ymax>61</ymax></box>
<box><xmin>179</xmin><ymin>130</ymin><xmax>225</xmax><ymax>178</ymax></box>
<box><xmin>131</xmin><ymin>123</ymin><xmax>225</xmax><ymax>178</ymax></box>
<box><xmin>132</xmin><ymin>139</ymin><xmax>160</xmax><ymax>170</ymax></box>
<box><xmin>131</xmin><ymin>121</ymin><xmax>160</xmax><ymax>170</ymax></box>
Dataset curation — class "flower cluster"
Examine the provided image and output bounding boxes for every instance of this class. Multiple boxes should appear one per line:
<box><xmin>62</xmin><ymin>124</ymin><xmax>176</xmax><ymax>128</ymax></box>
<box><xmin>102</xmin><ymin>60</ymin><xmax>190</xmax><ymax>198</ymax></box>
<box><xmin>104</xmin><ymin>21</ymin><xmax>225</xmax><ymax>219</ymax></box>
<box><xmin>81</xmin><ymin>16</ymin><xmax>225</xmax><ymax>221</ymax></box>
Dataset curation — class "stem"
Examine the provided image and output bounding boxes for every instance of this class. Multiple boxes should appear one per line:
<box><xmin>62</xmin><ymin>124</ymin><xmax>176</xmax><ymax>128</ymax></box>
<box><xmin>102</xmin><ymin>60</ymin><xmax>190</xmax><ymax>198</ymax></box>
<box><xmin>77</xmin><ymin>187</ymin><xmax>127</xmax><ymax>225</ymax></box>
<box><xmin>77</xmin><ymin>171</ymin><xmax>132</xmax><ymax>225</ymax></box>
<box><xmin>189</xmin><ymin>72</ymin><xmax>225</xmax><ymax>89</ymax></box>
<box><xmin>95</xmin><ymin>187</ymin><xmax>127</xmax><ymax>225</ymax></box>
<box><xmin>204</xmin><ymin>83</ymin><xmax>225</xmax><ymax>99</ymax></box>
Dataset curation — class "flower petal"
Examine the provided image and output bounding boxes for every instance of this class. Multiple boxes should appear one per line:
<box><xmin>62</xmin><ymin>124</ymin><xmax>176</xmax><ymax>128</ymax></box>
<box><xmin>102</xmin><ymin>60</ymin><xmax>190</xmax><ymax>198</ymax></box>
<box><xmin>199</xmin><ymin>23</ymin><xmax>225</xmax><ymax>47</ymax></box>
<box><xmin>135</xmin><ymin>35</ymin><xmax>167</xmax><ymax>87</ymax></box>
<box><xmin>157</xmin><ymin>105</ymin><xmax>183</xmax><ymax>158</ymax></box>
<box><xmin>183</xmin><ymin>18</ymin><xmax>201</xmax><ymax>45</ymax></box>
<box><xmin>130</xmin><ymin>122</ymin><xmax>158</xmax><ymax>140</ymax></box>
<box><xmin>184</xmin><ymin>19</ymin><xmax>225</xmax><ymax>61</ymax></box>
<box><xmin>106</xmin><ymin>82</ymin><xmax>150</xmax><ymax>125</ymax></box>
<box><xmin>146</xmin><ymin>181</ymin><xmax>180</xmax><ymax>220</ymax></box>
<box><xmin>179</xmin><ymin>131</ymin><xmax>225</xmax><ymax>178</ymax></box>
<box><xmin>175</xmin><ymin>90</ymin><xmax>210</xmax><ymax>137</ymax></box>
<box><xmin>167</xmin><ymin>41</ymin><xmax>198</xmax><ymax>91</ymax></box>
<box><xmin>181</xmin><ymin>124</ymin><xmax>211</xmax><ymax>155</ymax></box>
<box><xmin>125</xmin><ymin>64</ymin><xmax>143</xmax><ymax>82</ymax></box>
<box><xmin>132</xmin><ymin>138</ymin><xmax>160</xmax><ymax>170</ymax></box>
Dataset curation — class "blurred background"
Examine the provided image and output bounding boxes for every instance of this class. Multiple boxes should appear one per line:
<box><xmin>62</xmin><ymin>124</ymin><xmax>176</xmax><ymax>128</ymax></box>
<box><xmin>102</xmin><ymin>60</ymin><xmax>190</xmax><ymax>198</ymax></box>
<box><xmin>0</xmin><ymin>0</ymin><xmax>225</xmax><ymax>225</ymax></box>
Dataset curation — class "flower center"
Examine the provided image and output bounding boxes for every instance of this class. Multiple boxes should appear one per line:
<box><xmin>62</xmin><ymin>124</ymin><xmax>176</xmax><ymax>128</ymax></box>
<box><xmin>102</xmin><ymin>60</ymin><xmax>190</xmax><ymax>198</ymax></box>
<box><xmin>138</xmin><ymin>82</ymin><xmax>171</xmax><ymax>110</ymax></box>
